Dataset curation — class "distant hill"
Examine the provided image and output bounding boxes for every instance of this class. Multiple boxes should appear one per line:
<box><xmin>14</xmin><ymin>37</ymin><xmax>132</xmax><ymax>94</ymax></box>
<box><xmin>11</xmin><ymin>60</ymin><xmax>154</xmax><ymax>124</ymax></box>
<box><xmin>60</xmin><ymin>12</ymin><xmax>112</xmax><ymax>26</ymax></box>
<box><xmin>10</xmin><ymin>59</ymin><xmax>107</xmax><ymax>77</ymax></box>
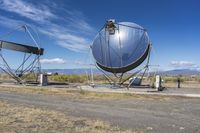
<box><xmin>42</xmin><ymin>68</ymin><xmax>200</xmax><ymax>76</ymax></box>
<box><xmin>42</xmin><ymin>69</ymin><xmax>102</xmax><ymax>75</ymax></box>
<box><xmin>0</xmin><ymin>68</ymin><xmax>199</xmax><ymax>76</ymax></box>
<box><xmin>157</xmin><ymin>69</ymin><xmax>200</xmax><ymax>76</ymax></box>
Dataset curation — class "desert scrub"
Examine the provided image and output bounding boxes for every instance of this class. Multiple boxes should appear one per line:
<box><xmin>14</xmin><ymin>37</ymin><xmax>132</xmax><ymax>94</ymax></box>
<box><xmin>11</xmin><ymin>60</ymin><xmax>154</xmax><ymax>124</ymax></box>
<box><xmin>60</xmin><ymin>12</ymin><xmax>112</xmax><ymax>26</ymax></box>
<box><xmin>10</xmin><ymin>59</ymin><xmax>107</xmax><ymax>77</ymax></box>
<box><xmin>49</xmin><ymin>74</ymin><xmax>88</xmax><ymax>83</ymax></box>
<box><xmin>93</xmin><ymin>75</ymin><xmax>105</xmax><ymax>81</ymax></box>
<box><xmin>0</xmin><ymin>74</ymin><xmax>11</xmax><ymax>80</ymax></box>
<box><xmin>163</xmin><ymin>76</ymin><xmax>184</xmax><ymax>83</ymax></box>
<box><xmin>196</xmin><ymin>76</ymin><xmax>200</xmax><ymax>83</ymax></box>
<box><xmin>22</xmin><ymin>73</ymin><xmax>37</xmax><ymax>80</ymax></box>
<box><xmin>0</xmin><ymin>73</ymin><xmax>37</xmax><ymax>81</ymax></box>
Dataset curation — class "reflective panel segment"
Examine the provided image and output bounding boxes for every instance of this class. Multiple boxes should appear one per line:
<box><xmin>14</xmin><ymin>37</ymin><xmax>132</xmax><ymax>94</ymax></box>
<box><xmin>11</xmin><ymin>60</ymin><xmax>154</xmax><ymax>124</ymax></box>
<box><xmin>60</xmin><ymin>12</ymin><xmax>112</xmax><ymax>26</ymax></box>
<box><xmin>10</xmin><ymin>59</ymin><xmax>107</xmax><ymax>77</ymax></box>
<box><xmin>92</xmin><ymin>22</ymin><xmax>150</xmax><ymax>73</ymax></box>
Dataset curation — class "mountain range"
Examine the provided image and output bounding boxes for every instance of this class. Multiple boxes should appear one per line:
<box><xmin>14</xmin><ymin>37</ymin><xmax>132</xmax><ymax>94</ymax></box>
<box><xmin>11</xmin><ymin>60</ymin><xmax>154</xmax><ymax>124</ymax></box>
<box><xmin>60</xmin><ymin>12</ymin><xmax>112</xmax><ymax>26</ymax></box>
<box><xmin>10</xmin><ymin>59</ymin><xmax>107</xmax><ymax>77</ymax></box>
<box><xmin>42</xmin><ymin>68</ymin><xmax>200</xmax><ymax>76</ymax></box>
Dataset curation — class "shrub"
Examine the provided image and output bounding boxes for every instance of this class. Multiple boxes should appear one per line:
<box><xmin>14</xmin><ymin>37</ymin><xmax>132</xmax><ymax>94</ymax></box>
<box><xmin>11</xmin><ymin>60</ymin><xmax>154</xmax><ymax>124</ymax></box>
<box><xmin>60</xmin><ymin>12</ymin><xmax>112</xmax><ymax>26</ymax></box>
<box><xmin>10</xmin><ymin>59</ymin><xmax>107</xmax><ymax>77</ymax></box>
<box><xmin>163</xmin><ymin>76</ymin><xmax>184</xmax><ymax>83</ymax></box>
<box><xmin>49</xmin><ymin>74</ymin><xmax>88</xmax><ymax>83</ymax></box>
<box><xmin>195</xmin><ymin>76</ymin><xmax>200</xmax><ymax>83</ymax></box>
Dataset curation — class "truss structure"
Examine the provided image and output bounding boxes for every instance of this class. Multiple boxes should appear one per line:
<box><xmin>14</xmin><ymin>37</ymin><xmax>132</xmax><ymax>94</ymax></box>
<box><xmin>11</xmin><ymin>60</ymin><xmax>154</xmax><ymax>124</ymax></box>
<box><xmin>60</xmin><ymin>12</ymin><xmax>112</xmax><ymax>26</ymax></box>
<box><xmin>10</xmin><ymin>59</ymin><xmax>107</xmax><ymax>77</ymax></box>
<box><xmin>0</xmin><ymin>25</ymin><xmax>44</xmax><ymax>84</ymax></box>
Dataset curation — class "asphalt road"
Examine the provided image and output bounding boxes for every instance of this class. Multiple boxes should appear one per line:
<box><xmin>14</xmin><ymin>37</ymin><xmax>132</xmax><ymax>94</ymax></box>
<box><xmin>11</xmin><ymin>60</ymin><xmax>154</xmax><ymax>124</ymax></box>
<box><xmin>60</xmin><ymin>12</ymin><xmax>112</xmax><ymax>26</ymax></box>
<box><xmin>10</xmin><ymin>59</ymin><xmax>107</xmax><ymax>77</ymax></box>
<box><xmin>0</xmin><ymin>91</ymin><xmax>200</xmax><ymax>133</ymax></box>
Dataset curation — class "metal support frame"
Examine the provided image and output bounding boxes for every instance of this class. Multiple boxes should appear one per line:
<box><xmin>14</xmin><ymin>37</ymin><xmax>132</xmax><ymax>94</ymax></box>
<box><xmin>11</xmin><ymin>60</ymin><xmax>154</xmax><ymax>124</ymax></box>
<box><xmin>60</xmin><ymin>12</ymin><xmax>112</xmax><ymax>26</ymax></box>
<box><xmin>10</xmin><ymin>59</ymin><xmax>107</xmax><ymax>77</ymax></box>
<box><xmin>94</xmin><ymin>43</ymin><xmax>152</xmax><ymax>88</ymax></box>
<box><xmin>124</xmin><ymin>44</ymin><xmax>152</xmax><ymax>87</ymax></box>
<box><xmin>0</xmin><ymin>25</ymin><xmax>43</xmax><ymax>84</ymax></box>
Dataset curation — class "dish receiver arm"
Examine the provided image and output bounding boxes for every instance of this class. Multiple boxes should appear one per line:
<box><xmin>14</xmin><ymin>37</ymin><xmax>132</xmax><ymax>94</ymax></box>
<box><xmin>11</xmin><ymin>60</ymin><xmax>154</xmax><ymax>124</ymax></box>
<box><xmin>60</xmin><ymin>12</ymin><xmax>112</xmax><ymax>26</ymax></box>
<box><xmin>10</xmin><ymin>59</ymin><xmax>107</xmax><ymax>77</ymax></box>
<box><xmin>0</xmin><ymin>40</ymin><xmax>44</xmax><ymax>55</ymax></box>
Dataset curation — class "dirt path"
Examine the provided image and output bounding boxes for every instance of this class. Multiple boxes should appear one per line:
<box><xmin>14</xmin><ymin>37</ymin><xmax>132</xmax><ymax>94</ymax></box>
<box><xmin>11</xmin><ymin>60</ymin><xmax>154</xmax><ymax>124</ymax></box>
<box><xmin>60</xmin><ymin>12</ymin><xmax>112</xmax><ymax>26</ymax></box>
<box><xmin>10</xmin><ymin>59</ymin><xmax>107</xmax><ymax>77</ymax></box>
<box><xmin>0</xmin><ymin>91</ymin><xmax>200</xmax><ymax>133</ymax></box>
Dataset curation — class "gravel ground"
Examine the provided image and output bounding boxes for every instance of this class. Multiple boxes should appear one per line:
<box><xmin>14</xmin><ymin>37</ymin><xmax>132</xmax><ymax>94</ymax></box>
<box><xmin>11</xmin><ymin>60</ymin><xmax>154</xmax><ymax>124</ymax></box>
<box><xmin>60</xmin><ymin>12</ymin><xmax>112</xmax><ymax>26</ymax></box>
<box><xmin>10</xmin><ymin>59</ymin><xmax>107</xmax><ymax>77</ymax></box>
<box><xmin>0</xmin><ymin>101</ymin><xmax>134</xmax><ymax>133</ymax></box>
<box><xmin>0</xmin><ymin>88</ymin><xmax>200</xmax><ymax>133</ymax></box>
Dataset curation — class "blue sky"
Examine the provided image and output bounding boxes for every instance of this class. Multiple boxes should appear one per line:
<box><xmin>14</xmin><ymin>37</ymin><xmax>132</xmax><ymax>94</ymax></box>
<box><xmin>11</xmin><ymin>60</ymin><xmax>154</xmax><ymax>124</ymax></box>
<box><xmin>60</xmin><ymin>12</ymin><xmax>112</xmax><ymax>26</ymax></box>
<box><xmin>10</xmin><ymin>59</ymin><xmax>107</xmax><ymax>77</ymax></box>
<box><xmin>0</xmin><ymin>0</ymin><xmax>199</xmax><ymax>70</ymax></box>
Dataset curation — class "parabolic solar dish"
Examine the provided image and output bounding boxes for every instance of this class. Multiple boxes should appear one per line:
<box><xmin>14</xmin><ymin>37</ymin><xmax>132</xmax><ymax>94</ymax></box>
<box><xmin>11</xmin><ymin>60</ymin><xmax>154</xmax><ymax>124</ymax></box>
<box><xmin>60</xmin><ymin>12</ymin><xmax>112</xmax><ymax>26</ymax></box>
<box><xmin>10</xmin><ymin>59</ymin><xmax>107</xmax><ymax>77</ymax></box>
<box><xmin>92</xmin><ymin>20</ymin><xmax>150</xmax><ymax>73</ymax></box>
<box><xmin>0</xmin><ymin>25</ymin><xmax>44</xmax><ymax>84</ymax></box>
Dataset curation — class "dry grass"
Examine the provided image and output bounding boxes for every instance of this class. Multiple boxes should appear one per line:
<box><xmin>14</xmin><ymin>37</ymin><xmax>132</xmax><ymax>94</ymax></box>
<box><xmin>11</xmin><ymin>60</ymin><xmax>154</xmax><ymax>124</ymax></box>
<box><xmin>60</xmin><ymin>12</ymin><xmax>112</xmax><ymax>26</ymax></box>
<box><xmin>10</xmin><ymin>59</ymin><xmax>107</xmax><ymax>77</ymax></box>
<box><xmin>0</xmin><ymin>101</ymin><xmax>139</xmax><ymax>133</ymax></box>
<box><xmin>164</xmin><ymin>82</ymin><xmax>200</xmax><ymax>89</ymax></box>
<box><xmin>0</xmin><ymin>85</ymin><xmax>172</xmax><ymax>101</ymax></box>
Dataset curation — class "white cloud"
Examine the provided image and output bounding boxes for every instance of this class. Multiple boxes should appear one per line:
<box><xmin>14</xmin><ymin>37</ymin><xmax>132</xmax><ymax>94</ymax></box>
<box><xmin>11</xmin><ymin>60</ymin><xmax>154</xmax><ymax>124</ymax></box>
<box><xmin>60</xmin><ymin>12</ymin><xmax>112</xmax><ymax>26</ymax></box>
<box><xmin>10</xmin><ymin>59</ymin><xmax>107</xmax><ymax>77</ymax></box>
<box><xmin>0</xmin><ymin>0</ymin><xmax>56</xmax><ymax>23</ymax></box>
<box><xmin>0</xmin><ymin>16</ymin><xmax>25</xmax><ymax>29</ymax></box>
<box><xmin>58</xmin><ymin>41</ymin><xmax>89</xmax><ymax>53</ymax></box>
<box><xmin>170</xmin><ymin>61</ymin><xmax>199</xmax><ymax>68</ymax></box>
<box><xmin>40</xmin><ymin>58</ymin><xmax>66</xmax><ymax>64</ymax></box>
<box><xmin>0</xmin><ymin>0</ymin><xmax>95</xmax><ymax>52</ymax></box>
<box><xmin>39</xmin><ymin>27</ymin><xmax>91</xmax><ymax>52</ymax></box>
